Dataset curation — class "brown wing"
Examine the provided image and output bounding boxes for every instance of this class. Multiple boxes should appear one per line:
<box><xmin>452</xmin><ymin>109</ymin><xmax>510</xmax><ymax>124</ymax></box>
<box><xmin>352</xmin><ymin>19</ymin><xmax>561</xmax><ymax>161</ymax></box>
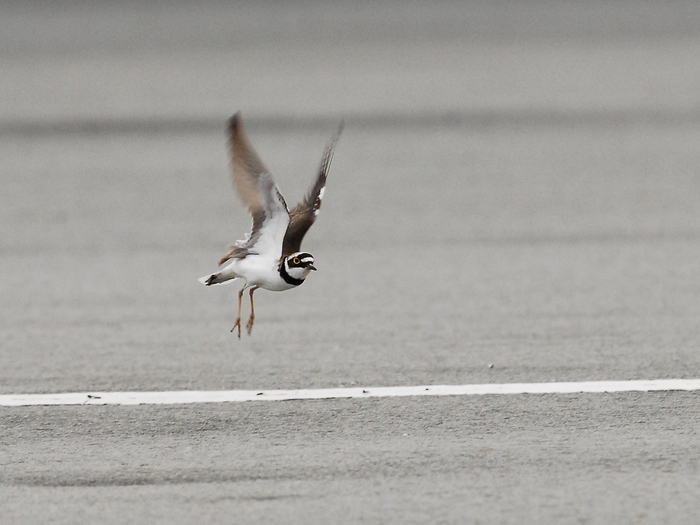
<box><xmin>282</xmin><ymin>121</ymin><xmax>344</xmax><ymax>257</ymax></box>
<box><xmin>219</xmin><ymin>113</ymin><xmax>290</xmax><ymax>266</ymax></box>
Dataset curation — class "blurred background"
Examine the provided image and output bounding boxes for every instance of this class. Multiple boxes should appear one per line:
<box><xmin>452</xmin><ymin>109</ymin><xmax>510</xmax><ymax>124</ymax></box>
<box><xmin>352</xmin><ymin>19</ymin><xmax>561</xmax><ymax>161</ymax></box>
<box><xmin>2</xmin><ymin>0</ymin><xmax>700</xmax><ymax>394</ymax></box>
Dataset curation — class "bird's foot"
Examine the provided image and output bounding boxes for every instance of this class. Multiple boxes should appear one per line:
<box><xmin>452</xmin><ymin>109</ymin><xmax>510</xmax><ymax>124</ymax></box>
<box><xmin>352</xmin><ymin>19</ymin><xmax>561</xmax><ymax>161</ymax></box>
<box><xmin>231</xmin><ymin>318</ymin><xmax>242</xmax><ymax>339</ymax></box>
<box><xmin>246</xmin><ymin>315</ymin><xmax>255</xmax><ymax>335</ymax></box>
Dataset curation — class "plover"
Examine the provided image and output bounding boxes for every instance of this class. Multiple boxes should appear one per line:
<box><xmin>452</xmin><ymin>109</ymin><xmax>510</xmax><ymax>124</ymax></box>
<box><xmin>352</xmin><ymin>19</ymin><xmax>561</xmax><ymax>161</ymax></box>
<box><xmin>199</xmin><ymin>113</ymin><xmax>343</xmax><ymax>337</ymax></box>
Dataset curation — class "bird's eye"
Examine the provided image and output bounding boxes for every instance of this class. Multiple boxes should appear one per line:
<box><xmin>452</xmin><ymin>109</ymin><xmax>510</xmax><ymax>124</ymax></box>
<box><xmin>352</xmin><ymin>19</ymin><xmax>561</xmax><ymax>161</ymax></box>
<box><xmin>292</xmin><ymin>257</ymin><xmax>300</xmax><ymax>265</ymax></box>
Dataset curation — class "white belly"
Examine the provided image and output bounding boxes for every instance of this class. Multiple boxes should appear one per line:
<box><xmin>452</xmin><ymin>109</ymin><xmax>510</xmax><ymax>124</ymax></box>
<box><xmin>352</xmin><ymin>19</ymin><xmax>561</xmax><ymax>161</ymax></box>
<box><xmin>223</xmin><ymin>256</ymin><xmax>296</xmax><ymax>292</ymax></box>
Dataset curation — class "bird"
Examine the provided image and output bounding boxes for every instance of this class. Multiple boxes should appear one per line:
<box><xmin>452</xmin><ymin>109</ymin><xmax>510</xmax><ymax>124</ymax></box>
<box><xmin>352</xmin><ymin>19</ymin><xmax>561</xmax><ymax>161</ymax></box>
<box><xmin>199</xmin><ymin>113</ymin><xmax>343</xmax><ymax>337</ymax></box>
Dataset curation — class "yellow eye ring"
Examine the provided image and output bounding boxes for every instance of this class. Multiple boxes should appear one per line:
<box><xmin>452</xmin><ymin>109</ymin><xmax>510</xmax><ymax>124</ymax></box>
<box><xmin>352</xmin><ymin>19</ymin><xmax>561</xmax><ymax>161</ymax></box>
<box><xmin>292</xmin><ymin>257</ymin><xmax>300</xmax><ymax>265</ymax></box>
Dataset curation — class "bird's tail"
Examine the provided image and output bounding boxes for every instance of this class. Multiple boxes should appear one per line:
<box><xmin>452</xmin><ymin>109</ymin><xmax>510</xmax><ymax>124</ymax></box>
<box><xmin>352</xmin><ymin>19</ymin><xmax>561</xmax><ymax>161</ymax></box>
<box><xmin>198</xmin><ymin>271</ymin><xmax>238</xmax><ymax>286</ymax></box>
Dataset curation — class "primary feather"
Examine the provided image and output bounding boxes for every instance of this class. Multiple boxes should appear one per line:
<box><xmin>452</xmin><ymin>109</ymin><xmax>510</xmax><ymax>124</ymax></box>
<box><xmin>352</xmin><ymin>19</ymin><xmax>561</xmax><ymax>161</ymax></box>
<box><xmin>219</xmin><ymin>113</ymin><xmax>290</xmax><ymax>266</ymax></box>
<box><xmin>282</xmin><ymin>120</ymin><xmax>344</xmax><ymax>257</ymax></box>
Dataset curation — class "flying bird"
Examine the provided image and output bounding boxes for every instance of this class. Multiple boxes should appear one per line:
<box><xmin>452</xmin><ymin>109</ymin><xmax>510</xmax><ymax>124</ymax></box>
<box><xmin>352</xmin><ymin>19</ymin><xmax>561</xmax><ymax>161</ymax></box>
<box><xmin>199</xmin><ymin>113</ymin><xmax>343</xmax><ymax>337</ymax></box>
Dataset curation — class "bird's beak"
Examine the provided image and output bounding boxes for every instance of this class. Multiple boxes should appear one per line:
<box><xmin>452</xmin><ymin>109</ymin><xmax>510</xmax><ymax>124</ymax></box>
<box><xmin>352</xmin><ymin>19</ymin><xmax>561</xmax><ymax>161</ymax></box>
<box><xmin>309</xmin><ymin>265</ymin><xmax>317</xmax><ymax>271</ymax></box>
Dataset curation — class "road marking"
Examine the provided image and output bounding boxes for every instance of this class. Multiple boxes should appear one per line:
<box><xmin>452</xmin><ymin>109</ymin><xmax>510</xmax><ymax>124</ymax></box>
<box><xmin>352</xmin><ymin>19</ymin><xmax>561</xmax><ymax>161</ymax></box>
<box><xmin>1</xmin><ymin>379</ymin><xmax>699</xmax><ymax>407</ymax></box>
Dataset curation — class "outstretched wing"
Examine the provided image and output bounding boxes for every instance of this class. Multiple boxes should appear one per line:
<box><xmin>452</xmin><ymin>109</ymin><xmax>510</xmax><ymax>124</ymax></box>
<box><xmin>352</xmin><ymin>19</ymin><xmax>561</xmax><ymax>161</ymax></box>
<box><xmin>282</xmin><ymin>121</ymin><xmax>344</xmax><ymax>257</ymax></box>
<box><xmin>219</xmin><ymin>113</ymin><xmax>290</xmax><ymax>266</ymax></box>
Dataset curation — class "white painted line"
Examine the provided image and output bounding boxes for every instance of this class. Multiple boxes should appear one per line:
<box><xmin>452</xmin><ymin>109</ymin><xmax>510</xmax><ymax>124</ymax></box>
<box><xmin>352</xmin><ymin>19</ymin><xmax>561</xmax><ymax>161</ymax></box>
<box><xmin>1</xmin><ymin>379</ymin><xmax>699</xmax><ymax>407</ymax></box>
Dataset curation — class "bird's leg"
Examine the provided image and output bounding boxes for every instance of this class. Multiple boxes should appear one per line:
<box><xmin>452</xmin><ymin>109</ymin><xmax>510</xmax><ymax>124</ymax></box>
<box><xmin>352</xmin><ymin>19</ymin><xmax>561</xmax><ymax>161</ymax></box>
<box><xmin>246</xmin><ymin>286</ymin><xmax>259</xmax><ymax>335</ymax></box>
<box><xmin>231</xmin><ymin>287</ymin><xmax>245</xmax><ymax>338</ymax></box>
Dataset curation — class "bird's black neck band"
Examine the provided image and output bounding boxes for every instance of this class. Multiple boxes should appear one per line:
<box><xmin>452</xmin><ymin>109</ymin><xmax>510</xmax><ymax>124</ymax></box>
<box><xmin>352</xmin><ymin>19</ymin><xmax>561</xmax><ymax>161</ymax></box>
<box><xmin>279</xmin><ymin>260</ymin><xmax>305</xmax><ymax>286</ymax></box>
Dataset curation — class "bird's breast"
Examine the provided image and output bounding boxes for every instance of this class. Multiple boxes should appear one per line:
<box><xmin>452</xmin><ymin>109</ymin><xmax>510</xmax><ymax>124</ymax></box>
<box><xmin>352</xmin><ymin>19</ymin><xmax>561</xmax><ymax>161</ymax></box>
<box><xmin>230</xmin><ymin>256</ymin><xmax>297</xmax><ymax>292</ymax></box>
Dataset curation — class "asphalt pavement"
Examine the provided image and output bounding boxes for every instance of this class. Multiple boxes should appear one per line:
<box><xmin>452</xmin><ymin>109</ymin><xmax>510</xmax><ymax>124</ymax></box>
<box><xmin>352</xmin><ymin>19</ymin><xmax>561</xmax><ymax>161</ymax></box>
<box><xmin>2</xmin><ymin>1</ymin><xmax>700</xmax><ymax>523</ymax></box>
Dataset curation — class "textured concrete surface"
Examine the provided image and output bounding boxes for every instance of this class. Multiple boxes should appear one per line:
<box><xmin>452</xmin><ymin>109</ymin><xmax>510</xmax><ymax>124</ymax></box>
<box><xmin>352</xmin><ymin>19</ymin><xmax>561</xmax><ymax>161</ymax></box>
<box><xmin>2</xmin><ymin>1</ymin><xmax>700</xmax><ymax>523</ymax></box>
<box><xmin>2</xmin><ymin>394</ymin><xmax>700</xmax><ymax>524</ymax></box>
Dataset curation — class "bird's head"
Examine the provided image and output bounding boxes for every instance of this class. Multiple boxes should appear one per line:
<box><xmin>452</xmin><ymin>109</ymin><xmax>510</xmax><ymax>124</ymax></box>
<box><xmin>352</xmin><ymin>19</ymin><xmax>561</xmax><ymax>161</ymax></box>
<box><xmin>283</xmin><ymin>252</ymin><xmax>317</xmax><ymax>280</ymax></box>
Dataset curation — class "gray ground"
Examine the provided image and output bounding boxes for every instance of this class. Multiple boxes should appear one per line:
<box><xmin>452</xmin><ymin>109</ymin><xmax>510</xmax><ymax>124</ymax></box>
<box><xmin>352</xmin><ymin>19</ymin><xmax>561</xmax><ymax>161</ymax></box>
<box><xmin>2</xmin><ymin>1</ymin><xmax>700</xmax><ymax>523</ymax></box>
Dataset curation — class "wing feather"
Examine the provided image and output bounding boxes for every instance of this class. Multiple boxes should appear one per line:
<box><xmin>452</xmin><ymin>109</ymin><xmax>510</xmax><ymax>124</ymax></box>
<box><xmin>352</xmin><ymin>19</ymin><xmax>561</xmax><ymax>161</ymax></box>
<box><xmin>219</xmin><ymin>113</ymin><xmax>290</xmax><ymax>265</ymax></box>
<box><xmin>282</xmin><ymin>121</ymin><xmax>343</xmax><ymax>257</ymax></box>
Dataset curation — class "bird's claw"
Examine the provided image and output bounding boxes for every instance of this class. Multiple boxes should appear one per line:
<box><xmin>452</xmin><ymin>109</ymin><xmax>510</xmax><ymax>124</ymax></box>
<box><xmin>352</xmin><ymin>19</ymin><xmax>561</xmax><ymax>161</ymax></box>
<box><xmin>231</xmin><ymin>319</ymin><xmax>242</xmax><ymax>339</ymax></box>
